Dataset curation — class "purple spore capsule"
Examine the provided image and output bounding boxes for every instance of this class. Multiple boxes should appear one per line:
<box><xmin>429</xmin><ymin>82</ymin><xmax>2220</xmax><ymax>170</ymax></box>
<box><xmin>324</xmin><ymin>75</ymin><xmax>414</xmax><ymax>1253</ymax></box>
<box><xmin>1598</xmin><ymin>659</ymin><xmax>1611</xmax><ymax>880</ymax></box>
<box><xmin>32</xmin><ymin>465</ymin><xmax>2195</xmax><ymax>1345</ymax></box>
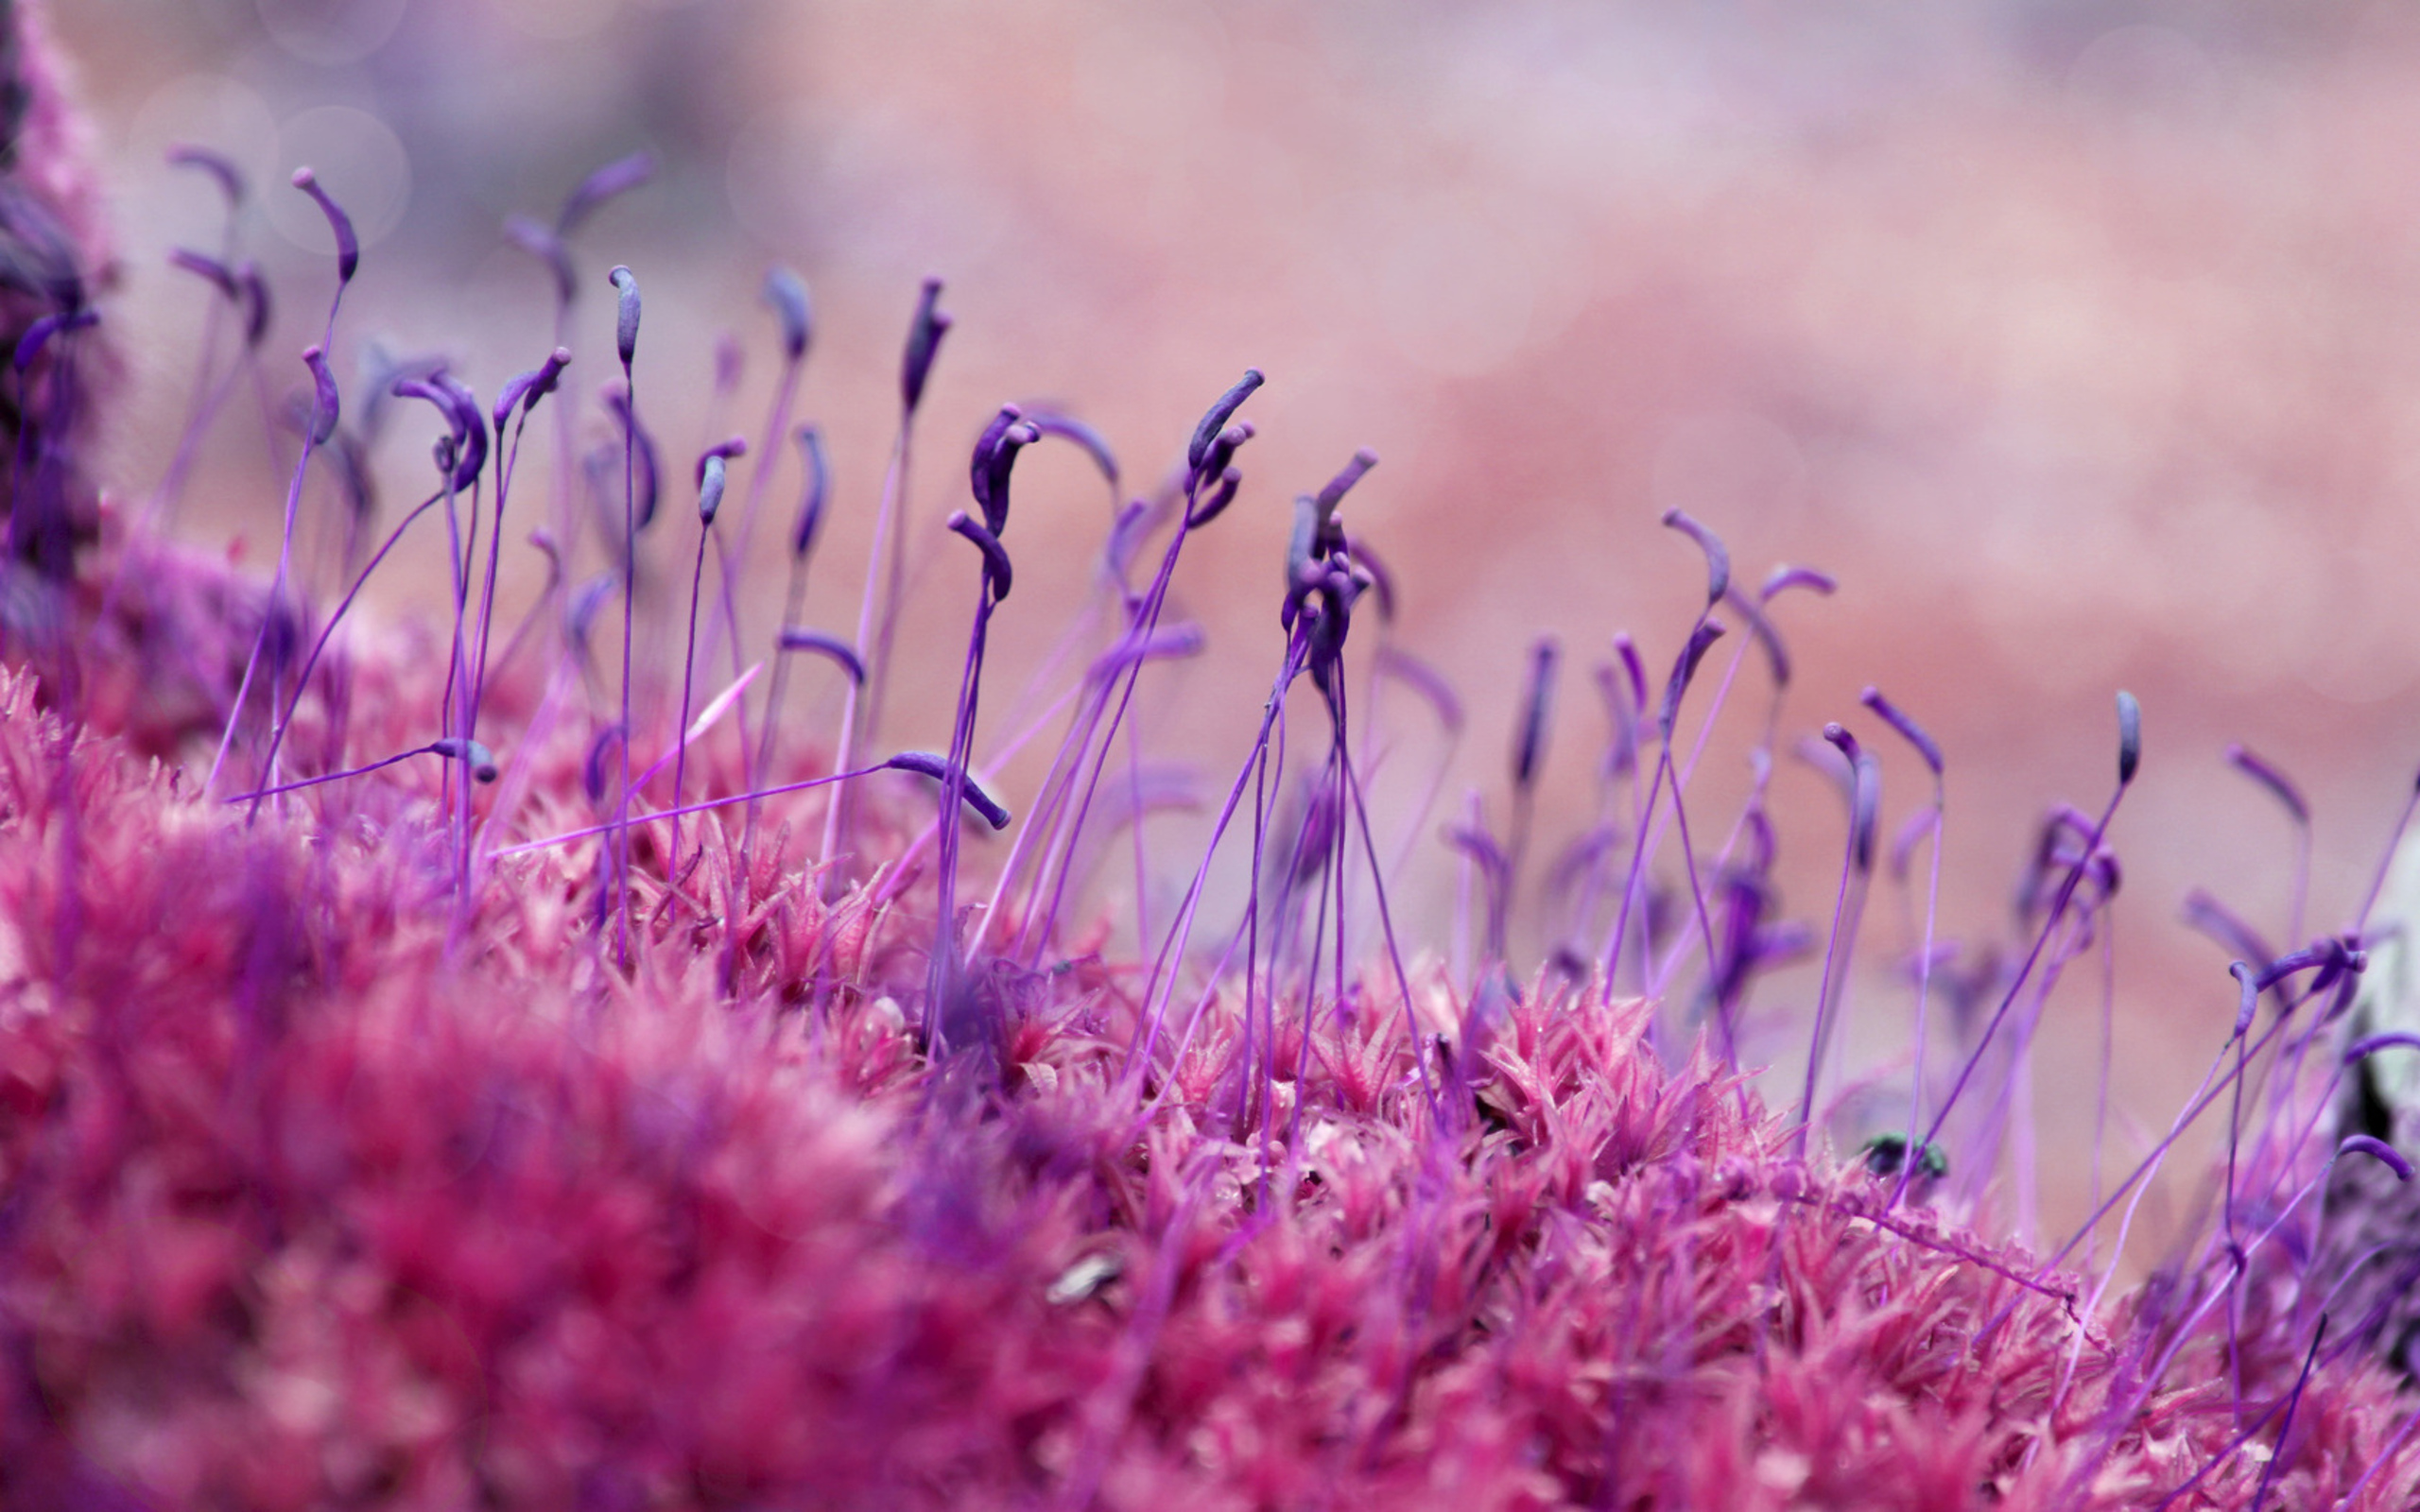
<box><xmin>167</xmin><ymin>248</ymin><xmax>239</xmax><ymax>301</ymax></box>
<box><xmin>582</xmin><ymin>723</ymin><xmax>625</xmax><ymax>804</ymax></box>
<box><xmin>1195</xmin><ymin>419</ymin><xmax>1253</xmax><ymax>487</ymax></box>
<box><xmin>1513</xmin><ymin>637</ymin><xmax>1559</xmax><ymax>793</ymax></box>
<box><xmin>901</xmin><ymin>276</ymin><xmax>951</xmax><ymax>414</ymax></box>
<box><xmin>557</xmin><ymin>150</ymin><xmax>654</xmax><ymax>233</ymax></box>
<box><xmin>2225</xmin><ymin>743</ymin><xmax>2309</xmax><ymax>825</ymax></box>
<box><xmin>1654</xmin><ymin>619</ymin><xmax>1726</xmax><ymax>740</ymax></box>
<box><xmin>493</xmin><ymin>347</ymin><xmax>573</xmax><ymax>432</ymax></box>
<box><xmin>949</xmin><ymin>510</ymin><xmax>1013</xmax><ymax>600</ymax></box>
<box><xmin>1824</xmin><ymin>723</ymin><xmax>1878</xmax><ymax>871</ymax></box>
<box><xmin>2230</xmin><ymin>960</ymin><xmax>2261</xmax><ymax>1038</ymax></box>
<box><xmin>1188</xmin><ymin>369</ymin><xmax>1264</xmax><ymax>476</ymax></box>
<box><xmin>1723</xmin><ymin>587</ymin><xmax>1789</xmax><ymax>688</ymax></box>
<box><xmin>777</xmin><ymin>627</ymin><xmax>866</xmax><ymax>684</ymax></box>
<box><xmin>1313</xmin><ymin>448</ymin><xmax>1378</xmax><ymax>521</ymax></box>
<box><xmin>1613</xmin><ymin>633</ymin><xmax>1648</xmax><ymax>715</ymax></box>
<box><xmin>1760</xmin><ymin>563</ymin><xmax>1837</xmax><ymax>602</ymax></box>
<box><xmin>790</xmin><ymin>424</ymin><xmax>828</xmax><ymax>558</ymax></box>
<box><xmin>2340</xmin><ymin>1134</ymin><xmax>2413</xmax><ymax>1182</ymax></box>
<box><xmin>968</xmin><ymin>404</ymin><xmax>1028</xmax><ymax>534</ymax></box>
<box><xmin>2345</xmin><ymin>1030</ymin><xmax>2420</xmax><ymax>1065</ymax></box>
<box><xmin>431</xmin><ymin>370</ymin><xmax>487</xmax><ymax>488</ymax></box>
<box><xmin>12</xmin><ymin>307</ymin><xmax>94</xmax><ymax>369</ymax></box>
<box><xmin>883</xmin><ymin>751</ymin><xmax>1012</xmax><ymax>830</ymax></box>
<box><xmin>290</xmin><ymin>167</ymin><xmax>358</xmax><ymax>284</ymax></box>
<box><xmin>167</xmin><ymin>143</ymin><xmax>246</xmax><ymax>207</ymax></box>
<box><xmin>764</xmin><ymin>266</ymin><xmax>811</xmax><ymax>363</ymax></box>
<box><xmin>301</xmin><ymin>345</ymin><xmax>341</xmax><ymax>445</ymax></box>
<box><xmin>236</xmin><ymin>261</ymin><xmax>272</xmax><ymax>348</ymax></box>
<box><xmin>1661</xmin><ymin>507</ymin><xmax>1730</xmax><ymax>606</ymax></box>
<box><xmin>429</xmin><ymin>737</ymin><xmax>500</xmax><ymax>784</ymax></box>
<box><xmin>1187</xmin><ymin>465</ymin><xmax>1244</xmax><ymax>529</ymax></box>
<box><xmin>1860</xmin><ymin>686</ymin><xmax>1943</xmax><ymax>777</ymax></box>
<box><xmin>696</xmin><ymin>436</ymin><xmax>749</xmax><ymax>485</ymax></box>
<box><xmin>2117</xmin><ymin>690</ymin><xmax>2142</xmax><ymax>786</ymax></box>
<box><xmin>1020</xmin><ymin>406</ymin><xmax>1118</xmax><ymax>494</ymax></box>
<box><xmin>698</xmin><ymin>455</ymin><xmax>728</xmax><ymax>525</ymax></box>
<box><xmin>608</xmin><ymin>266</ymin><xmax>640</xmax><ymax>370</ymax></box>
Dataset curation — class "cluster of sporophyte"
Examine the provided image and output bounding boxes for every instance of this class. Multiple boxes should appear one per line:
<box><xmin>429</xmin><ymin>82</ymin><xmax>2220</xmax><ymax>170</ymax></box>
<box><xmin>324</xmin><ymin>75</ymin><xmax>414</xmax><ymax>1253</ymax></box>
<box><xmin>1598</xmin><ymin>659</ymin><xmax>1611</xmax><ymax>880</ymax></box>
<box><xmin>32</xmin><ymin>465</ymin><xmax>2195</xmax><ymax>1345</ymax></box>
<box><xmin>9</xmin><ymin>10</ymin><xmax>2420</xmax><ymax>1509</ymax></box>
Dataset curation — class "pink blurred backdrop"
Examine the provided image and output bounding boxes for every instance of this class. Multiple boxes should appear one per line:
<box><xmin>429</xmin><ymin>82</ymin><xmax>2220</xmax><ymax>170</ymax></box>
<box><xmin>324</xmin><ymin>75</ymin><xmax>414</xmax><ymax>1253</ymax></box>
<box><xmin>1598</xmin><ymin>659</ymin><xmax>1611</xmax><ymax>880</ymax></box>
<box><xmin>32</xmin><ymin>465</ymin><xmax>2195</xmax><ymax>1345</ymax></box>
<box><xmin>50</xmin><ymin>0</ymin><xmax>2420</xmax><ymax>1251</ymax></box>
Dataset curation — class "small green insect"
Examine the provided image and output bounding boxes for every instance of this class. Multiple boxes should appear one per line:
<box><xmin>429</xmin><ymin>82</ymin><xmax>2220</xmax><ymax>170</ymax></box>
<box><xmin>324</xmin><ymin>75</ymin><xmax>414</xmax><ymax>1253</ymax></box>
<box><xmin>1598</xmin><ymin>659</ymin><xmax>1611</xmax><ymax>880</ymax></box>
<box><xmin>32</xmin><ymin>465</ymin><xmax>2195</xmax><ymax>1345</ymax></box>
<box><xmin>1860</xmin><ymin>1133</ymin><xmax>1949</xmax><ymax>1182</ymax></box>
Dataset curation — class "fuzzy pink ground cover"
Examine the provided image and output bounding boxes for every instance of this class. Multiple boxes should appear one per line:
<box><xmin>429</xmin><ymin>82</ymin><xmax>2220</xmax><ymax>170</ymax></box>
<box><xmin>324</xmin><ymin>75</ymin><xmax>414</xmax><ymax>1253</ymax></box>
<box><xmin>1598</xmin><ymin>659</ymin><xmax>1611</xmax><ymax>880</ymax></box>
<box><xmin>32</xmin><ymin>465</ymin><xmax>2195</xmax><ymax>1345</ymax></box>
<box><xmin>0</xmin><ymin>553</ymin><xmax>2409</xmax><ymax>1509</ymax></box>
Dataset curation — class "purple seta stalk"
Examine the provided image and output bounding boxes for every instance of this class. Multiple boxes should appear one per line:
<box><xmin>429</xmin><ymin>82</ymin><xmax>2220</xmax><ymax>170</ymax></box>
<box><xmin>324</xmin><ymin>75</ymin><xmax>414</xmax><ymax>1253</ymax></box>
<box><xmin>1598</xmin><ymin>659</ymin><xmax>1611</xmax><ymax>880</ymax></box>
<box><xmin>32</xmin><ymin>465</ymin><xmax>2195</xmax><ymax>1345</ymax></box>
<box><xmin>924</xmin><ymin>406</ymin><xmax>1035</xmax><ymax>1055</ymax></box>
<box><xmin>227</xmin><ymin>737</ymin><xmax>497</xmax><ymax>804</ymax></box>
<box><xmin>1922</xmin><ymin>690</ymin><xmax>2141</xmax><ymax>1156</ymax></box>
<box><xmin>2226</xmin><ymin>741</ymin><xmax>2314</xmax><ymax>954</ymax></box>
<box><xmin>1497</xmin><ymin>636</ymin><xmax>1558</xmax><ymax>964</ymax></box>
<box><xmin>1009</xmin><ymin>373</ymin><xmax>1260</xmax><ymax>968</ymax></box>
<box><xmin>743</xmin><ymin>423</ymin><xmax>830</xmax><ymax>868</ymax></box>
<box><xmin>208</xmin><ymin>168</ymin><xmax>356</xmax><ymax>799</ymax></box>
<box><xmin>1863</xmin><ymin>685</ymin><xmax>1947</xmax><ymax>1207</ymax></box>
<box><xmin>668</xmin><ymin>440</ymin><xmax>743</xmax><ymax>889</ymax></box>
<box><xmin>1601</xmin><ymin>510</ymin><xmax>1730</xmax><ymax>1005</ymax></box>
<box><xmin>1796</xmin><ymin>721</ymin><xmax>1878</xmax><ymax>1158</ymax></box>
<box><xmin>507</xmin><ymin>151</ymin><xmax>651</xmax><ymax>570</ymax></box>
<box><xmin>98</xmin><ymin>147</ymin><xmax>254</xmax><ymax>627</ymax></box>
<box><xmin>609</xmin><ymin>264</ymin><xmax>642</xmax><ymax>967</ymax></box>
<box><xmin>823</xmin><ymin>276</ymin><xmax>950</xmax><ymax>896</ymax></box>
<box><xmin>470</xmin><ymin>347</ymin><xmax>571</xmax><ymax>730</ymax></box>
<box><xmin>490</xmin><ymin>750</ymin><xmax>998</xmax><ymax>861</ymax></box>
<box><xmin>705</xmin><ymin>269</ymin><xmax>811</xmax><ymax>693</ymax></box>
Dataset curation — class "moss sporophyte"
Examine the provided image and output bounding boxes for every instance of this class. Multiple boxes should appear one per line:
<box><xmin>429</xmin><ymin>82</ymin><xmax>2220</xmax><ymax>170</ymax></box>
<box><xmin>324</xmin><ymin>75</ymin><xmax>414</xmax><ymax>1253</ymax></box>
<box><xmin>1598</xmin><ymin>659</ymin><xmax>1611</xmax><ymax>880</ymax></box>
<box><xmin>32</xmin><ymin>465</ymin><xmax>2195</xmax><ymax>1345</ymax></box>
<box><xmin>6</xmin><ymin>4</ymin><xmax>2420</xmax><ymax>1506</ymax></box>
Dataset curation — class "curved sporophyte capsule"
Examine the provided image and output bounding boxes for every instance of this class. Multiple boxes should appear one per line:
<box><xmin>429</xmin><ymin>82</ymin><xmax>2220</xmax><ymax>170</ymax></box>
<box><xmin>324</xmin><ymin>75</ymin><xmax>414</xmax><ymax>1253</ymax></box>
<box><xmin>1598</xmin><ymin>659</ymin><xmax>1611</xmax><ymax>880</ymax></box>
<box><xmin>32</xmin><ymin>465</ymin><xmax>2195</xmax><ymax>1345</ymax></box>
<box><xmin>698</xmin><ymin>454</ymin><xmax>729</xmax><ymax>525</ymax></box>
<box><xmin>1860</xmin><ymin>686</ymin><xmax>1944</xmax><ymax>778</ymax></box>
<box><xmin>2116</xmin><ymin>690</ymin><xmax>2142</xmax><ymax>786</ymax></box>
<box><xmin>493</xmin><ymin>347</ymin><xmax>574</xmax><ymax>433</ymax></box>
<box><xmin>777</xmin><ymin>627</ymin><xmax>865</xmax><ymax>684</ymax></box>
<box><xmin>1513</xmin><ymin>637</ymin><xmax>1559</xmax><ymax>793</ymax></box>
<box><xmin>1661</xmin><ymin>507</ymin><xmax>1730</xmax><ymax>607</ymax></box>
<box><xmin>13</xmin><ymin>308</ymin><xmax>95</xmax><ymax>370</ymax></box>
<box><xmin>949</xmin><ymin>510</ymin><xmax>1014</xmax><ymax>601</ymax></box>
<box><xmin>1312</xmin><ymin>447</ymin><xmax>1377</xmax><ymax>524</ymax></box>
<box><xmin>791</xmin><ymin>424</ymin><xmax>830</xmax><ymax>559</ymax></box>
<box><xmin>883</xmin><ymin>751</ymin><xmax>1012</xmax><ymax>831</ymax></box>
<box><xmin>1188</xmin><ymin>369</ymin><xmax>1264</xmax><ymax>477</ymax></box>
<box><xmin>431</xmin><ymin>370</ymin><xmax>487</xmax><ymax>489</ymax></box>
<box><xmin>968</xmin><ymin>404</ymin><xmax>1028</xmax><ymax>535</ymax></box>
<box><xmin>900</xmin><ymin>276</ymin><xmax>951</xmax><ymax>414</ymax></box>
<box><xmin>291</xmin><ymin>167</ymin><xmax>359</xmax><ymax>284</ymax></box>
<box><xmin>608</xmin><ymin>266</ymin><xmax>641</xmax><ymax>369</ymax></box>
<box><xmin>167</xmin><ymin>143</ymin><xmax>247</xmax><ymax>207</ymax></box>
<box><xmin>167</xmin><ymin>248</ymin><xmax>239</xmax><ymax>301</ymax></box>
<box><xmin>430</xmin><ymin>737</ymin><xmax>501</xmax><ymax>784</ymax></box>
<box><xmin>764</xmin><ymin>266</ymin><xmax>812</xmax><ymax>363</ymax></box>
<box><xmin>558</xmin><ymin>151</ymin><xmax>655</xmax><ymax>234</ymax></box>
<box><xmin>236</xmin><ymin>262</ymin><xmax>273</xmax><ymax>349</ymax></box>
<box><xmin>301</xmin><ymin>345</ymin><xmax>342</xmax><ymax>446</ymax></box>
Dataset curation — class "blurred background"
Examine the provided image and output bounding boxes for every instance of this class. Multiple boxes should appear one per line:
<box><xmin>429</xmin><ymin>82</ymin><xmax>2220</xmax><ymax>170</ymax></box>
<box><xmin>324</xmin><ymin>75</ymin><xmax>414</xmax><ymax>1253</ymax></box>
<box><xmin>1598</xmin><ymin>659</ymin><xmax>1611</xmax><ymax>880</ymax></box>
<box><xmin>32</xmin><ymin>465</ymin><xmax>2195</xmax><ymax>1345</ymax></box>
<box><xmin>47</xmin><ymin>0</ymin><xmax>2420</xmax><ymax>1250</ymax></box>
